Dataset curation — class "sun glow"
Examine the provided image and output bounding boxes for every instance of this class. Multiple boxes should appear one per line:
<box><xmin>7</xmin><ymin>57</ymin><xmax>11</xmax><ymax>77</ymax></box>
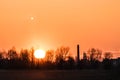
<box><xmin>30</xmin><ymin>16</ymin><xmax>34</xmax><ymax>20</ymax></box>
<box><xmin>34</xmin><ymin>49</ymin><xmax>46</xmax><ymax>59</ymax></box>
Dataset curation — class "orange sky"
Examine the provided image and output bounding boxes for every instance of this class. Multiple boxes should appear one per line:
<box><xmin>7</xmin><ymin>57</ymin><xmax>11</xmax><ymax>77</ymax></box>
<box><xmin>0</xmin><ymin>0</ymin><xmax>120</xmax><ymax>58</ymax></box>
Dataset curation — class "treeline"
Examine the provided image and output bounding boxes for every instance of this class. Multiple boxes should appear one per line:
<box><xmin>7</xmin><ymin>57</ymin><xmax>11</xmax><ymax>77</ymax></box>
<box><xmin>0</xmin><ymin>46</ymin><xmax>120</xmax><ymax>70</ymax></box>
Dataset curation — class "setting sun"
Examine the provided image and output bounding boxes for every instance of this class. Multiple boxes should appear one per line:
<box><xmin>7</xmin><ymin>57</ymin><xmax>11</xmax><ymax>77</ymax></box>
<box><xmin>34</xmin><ymin>50</ymin><xmax>46</xmax><ymax>59</ymax></box>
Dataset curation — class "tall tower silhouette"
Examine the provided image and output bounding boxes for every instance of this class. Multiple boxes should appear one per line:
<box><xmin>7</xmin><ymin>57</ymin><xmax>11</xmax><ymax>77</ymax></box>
<box><xmin>77</xmin><ymin>44</ymin><xmax>80</xmax><ymax>63</ymax></box>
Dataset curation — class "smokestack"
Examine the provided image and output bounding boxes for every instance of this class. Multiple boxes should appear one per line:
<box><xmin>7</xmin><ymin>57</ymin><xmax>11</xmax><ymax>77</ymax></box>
<box><xmin>77</xmin><ymin>44</ymin><xmax>80</xmax><ymax>62</ymax></box>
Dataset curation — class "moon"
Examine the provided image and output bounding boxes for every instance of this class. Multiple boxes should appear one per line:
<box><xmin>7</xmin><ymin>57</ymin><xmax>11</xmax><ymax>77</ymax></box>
<box><xmin>30</xmin><ymin>17</ymin><xmax>34</xmax><ymax>20</ymax></box>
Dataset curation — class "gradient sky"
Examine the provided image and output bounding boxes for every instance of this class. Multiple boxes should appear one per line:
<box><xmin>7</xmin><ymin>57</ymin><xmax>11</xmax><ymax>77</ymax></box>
<box><xmin>0</xmin><ymin>0</ymin><xmax>120</xmax><ymax>58</ymax></box>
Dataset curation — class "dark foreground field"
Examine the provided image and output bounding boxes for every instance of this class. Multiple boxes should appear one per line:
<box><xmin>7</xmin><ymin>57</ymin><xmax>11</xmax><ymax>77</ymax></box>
<box><xmin>0</xmin><ymin>69</ymin><xmax>119</xmax><ymax>80</ymax></box>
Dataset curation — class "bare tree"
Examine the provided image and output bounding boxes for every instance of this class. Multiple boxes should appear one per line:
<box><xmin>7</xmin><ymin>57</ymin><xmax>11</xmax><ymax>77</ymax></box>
<box><xmin>87</xmin><ymin>48</ymin><xmax>102</xmax><ymax>61</ymax></box>
<box><xmin>29</xmin><ymin>47</ymin><xmax>35</xmax><ymax>63</ymax></box>
<box><xmin>0</xmin><ymin>51</ymin><xmax>3</xmax><ymax>59</ymax></box>
<box><xmin>55</xmin><ymin>46</ymin><xmax>70</xmax><ymax>63</ymax></box>
<box><xmin>104</xmin><ymin>52</ymin><xmax>113</xmax><ymax>59</ymax></box>
<box><xmin>83</xmin><ymin>52</ymin><xmax>88</xmax><ymax>60</ymax></box>
<box><xmin>45</xmin><ymin>50</ymin><xmax>54</xmax><ymax>63</ymax></box>
<box><xmin>20</xmin><ymin>49</ymin><xmax>30</xmax><ymax>63</ymax></box>
<box><xmin>7</xmin><ymin>47</ymin><xmax>18</xmax><ymax>60</ymax></box>
<box><xmin>103</xmin><ymin>52</ymin><xmax>113</xmax><ymax>69</ymax></box>
<box><xmin>96</xmin><ymin>49</ymin><xmax>102</xmax><ymax>60</ymax></box>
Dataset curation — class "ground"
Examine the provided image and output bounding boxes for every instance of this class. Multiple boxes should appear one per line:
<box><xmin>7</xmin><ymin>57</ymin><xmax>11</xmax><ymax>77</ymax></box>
<box><xmin>0</xmin><ymin>69</ymin><xmax>119</xmax><ymax>80</ymax></box>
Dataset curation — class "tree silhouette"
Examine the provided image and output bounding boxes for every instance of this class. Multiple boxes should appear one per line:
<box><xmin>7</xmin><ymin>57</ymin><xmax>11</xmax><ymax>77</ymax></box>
<box><xmin>0</xmin><ymin>51</ymin><xmax>4</xmax><ymax>68</ymax></box>
<box><xmin>7</xmin><ymin>47</ymin><xmax>18</xmax><ymax>60</ymax></box>
<box><xmin>45</xmin><ymin>50</ymin><xmax>54</xmax><ymax>63</ymax></box>
<box><xmin>42</xmin><ymin>50</ymin><xmax>55</xmax><ymax>69</ymax></box>
<box><xmin>103</xmin><ymin>52</ymin><xmax>113</xmax><ymax>69</ymax></box>
<box><xmin>83</xmin><ymin>52</ymin><xmax>88</xmax><ymax>60</ymax></box>
<box><xmin>29</xmin><ymin>47</ymin><xmax>35</xmax><ymax>68</ymax></box>
<box><xmin>65</xmin><ymin>56</ymin><xmax>75</xmax><ymax>69</ymax></box>
<box><xmin>6</xmin><ymin>47</ymin><xmax>20</xmax><ymax>69</ymax></box>
<box><xmin>20</xmin><ymin>49</ymin><xmax>30</xmax><ymax>62</ymax></box>
<box><xmin>0</xmin><ymin>51</ymin><xmax>3</xmax><ymax>59</ymax></box>
<box><xmin>0</xmin><ymin>46</ymin><xmax>120</xmax><ymax>70</ymax></box>
<box><xmin>20</xmin><ymin>49</ymin><xmax>30</xmax><ymax>68</ymax></box>
<box><xmin>87</xmin><ymin>48</ymin><xmax>102</xmax><ymax>61</ymax></box>
<box><xmin>80</xmin><ymin>52</ymin><xmax>90</xmax><ymax>69</ymax></box>
<box><xmin>55</xmin><ymin>46</ymin><xmax>70</xmax><ymax>69</ymax></box>
<box><xmin>104</xmin><ymin>52</ymin><xmax>113</xmax><ymax>59</ymax></box>
<box><xmin>55</xmin><ymin>46</ymin><xmax>69</xmax><ymax>63</ymax></box>
<box><xmin>86</xmin><ymin>48</ymin><xmax>102</xmax><ymax>69</ymax></box>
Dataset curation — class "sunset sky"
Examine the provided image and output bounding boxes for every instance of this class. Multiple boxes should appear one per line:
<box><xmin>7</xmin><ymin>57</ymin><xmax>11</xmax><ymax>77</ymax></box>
<box><xmin>0</xmin><ymin>0</ymin><xmax>120</xmax><ymax>58</ymax></box>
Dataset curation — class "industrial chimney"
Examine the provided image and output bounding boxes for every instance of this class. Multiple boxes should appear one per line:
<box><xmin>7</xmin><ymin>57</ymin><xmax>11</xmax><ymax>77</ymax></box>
<box><xmin>77</xmin><ymin>44</ymin><xmax>80</xmax><ymax>63</ymax></box>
